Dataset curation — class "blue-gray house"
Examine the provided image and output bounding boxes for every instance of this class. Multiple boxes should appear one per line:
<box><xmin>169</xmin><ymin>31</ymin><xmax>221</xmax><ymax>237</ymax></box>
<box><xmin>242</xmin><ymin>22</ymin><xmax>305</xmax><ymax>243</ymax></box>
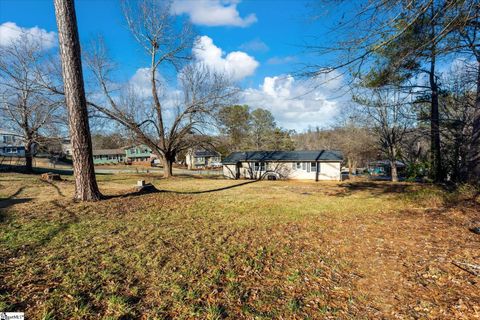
<box><xmin>0</xmin><ymin>130</ymin><xmax>25</xmax><ymax>157</ymax></box>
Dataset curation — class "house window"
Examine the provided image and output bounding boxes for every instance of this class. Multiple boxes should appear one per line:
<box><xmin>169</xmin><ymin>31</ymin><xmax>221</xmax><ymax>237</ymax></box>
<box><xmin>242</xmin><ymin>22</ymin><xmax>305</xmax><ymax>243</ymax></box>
<box><xmin>296</xmin><ymin>162</ymin><xmax>301</xmax><ymax>169</ymax></box>
<box><xmin>302</xmin><ymin>162</ymin><xmax>306</xmax><ymax>170</ymax></box>
<box><xmin>254</xmin><ymin>162</ymin><xmax>265</xmax><ymax>171</ymax></box>
<box><xmin>311</xmin><ymin>162</ymin><xmax>317</xmax><ymax>172</ymax></box>
<box><xmin>6</xmin><ymin>147</ymin><xmax>17</xmax><ymax>153</ymax></box>
<box><xmin>3</xmin><ymin>135</ymin><xmax>13</xmax><ymax>144</ymax></box>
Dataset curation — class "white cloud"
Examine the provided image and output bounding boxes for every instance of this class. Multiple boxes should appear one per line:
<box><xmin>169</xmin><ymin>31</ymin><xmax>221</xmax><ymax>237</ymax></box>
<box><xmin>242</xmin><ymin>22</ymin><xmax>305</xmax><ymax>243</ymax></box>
<box><xmin>193</xmin><ymin>35</ymin><xmax>259</xmax><ymax>81</ymax></box>
<box><xmin>172</xmin><ymin>0</ymin><xmax>257</xmax><ymax>27</ymax></box>
<box><xmin>239</xmin><ymin>38</ymin><xmax>269</xmax><ymax>52</ymax></box>
<box><xmin>0</xmin><ymin>22</ymin><xmax>56</xmax><ymax>49</ymax></box>
<box><xmin>129</xmin><ymin>67</ymin><xmax>181</xmax><ymax>107</ymax></box>
<box><xmin>243</xmin><ymin>73</ymin><xmax>345</xmax><ymax>131</ymax></box>
<box><xmin>266</xmin><ymin>55</ymin><xmax>297</xmax><ymax>65</ymax></box>
<box><xmin>129</xmin><ymin>67</ymin><xmax>156</xmax><ymax>98</ymax></box>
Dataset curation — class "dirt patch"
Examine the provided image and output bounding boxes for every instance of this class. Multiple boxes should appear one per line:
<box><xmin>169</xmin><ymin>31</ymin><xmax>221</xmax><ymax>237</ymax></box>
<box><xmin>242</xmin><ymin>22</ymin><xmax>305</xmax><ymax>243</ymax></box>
<box><xmin>320</xmin><ymin>205</ymin><xmax>480</xmax><ymax>318</ymax></box>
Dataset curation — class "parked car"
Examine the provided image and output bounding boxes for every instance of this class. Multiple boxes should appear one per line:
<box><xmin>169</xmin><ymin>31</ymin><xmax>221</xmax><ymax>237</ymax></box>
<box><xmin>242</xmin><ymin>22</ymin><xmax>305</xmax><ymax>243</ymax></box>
<box><xmin>210</xmin><ymin>161</ymin><xmax>222</xmax><ymax>168</ymax></box>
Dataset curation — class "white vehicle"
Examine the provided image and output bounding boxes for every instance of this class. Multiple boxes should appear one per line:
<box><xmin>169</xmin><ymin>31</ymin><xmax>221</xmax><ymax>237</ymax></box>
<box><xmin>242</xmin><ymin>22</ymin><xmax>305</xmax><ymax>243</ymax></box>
<box><xmin>210</xmin><ymin>161</ymin><xmax>222</xmax><ymax>168</ymax></box>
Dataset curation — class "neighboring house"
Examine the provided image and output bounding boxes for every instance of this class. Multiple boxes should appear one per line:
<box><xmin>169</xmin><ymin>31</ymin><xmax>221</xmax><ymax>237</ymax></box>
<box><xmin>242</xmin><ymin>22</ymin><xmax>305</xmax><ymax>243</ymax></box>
<box><xmin>368</xmin><ymin>160</ymin><xmax>406</xmax><ymax>176</ymax></box>
<box><xmin>185</xmin><ymin>148</ymin><xmax>221</xmax><ymax>169</ymax></box>
<box><xmin>61</xmin><ymin>139</ymin><xmax>72</xmax><ymax>156</ymax></box>
<box><xmin>125</xmin><ymin>145</ymin><xmax>154</xmax><ymax>164</ymax></box>
<box><xmin>222</xmin><ymin>150</ymin><xmax>343</xmax><ymax>181</ymax></box>
<box><xmin>93</xmin><ymin>149</ymin><xmax>125</xmax><ymax>165</ymax></box>
<box><xmin>0</xmin><ymin>129</ymin><xmax>25</xmax><ymax>157</ymax></box>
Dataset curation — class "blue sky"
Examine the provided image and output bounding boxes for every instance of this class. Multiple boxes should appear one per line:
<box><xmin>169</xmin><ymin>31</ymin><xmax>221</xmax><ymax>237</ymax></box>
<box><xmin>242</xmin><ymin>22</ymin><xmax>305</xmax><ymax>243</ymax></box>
<box><xmin>0</xmin><ymin>0</ymin><xmax>347</xmax><ymax>131</ymax></box>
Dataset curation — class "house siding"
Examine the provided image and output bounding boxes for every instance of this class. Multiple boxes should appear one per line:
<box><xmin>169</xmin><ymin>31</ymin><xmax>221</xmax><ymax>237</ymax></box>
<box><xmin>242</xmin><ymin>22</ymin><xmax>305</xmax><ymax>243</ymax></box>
<box><xmin>125</xmin><ymin>146</ymin><xmax>153</xmax><ymax>164</ymax></box>
<box><xmin>0</xmin><ymin>131</ymin><xmax>25</xmax><ymax>157</ymax></box>
<box><xmin>93</xmin><ymin>154</ymin><xmax>124</xmax><ymax>165</ymax></box>
<box><xmin>185</xmin><ymin>149</ymin><xmax>222</xmax><ymax>169</ymax></box>
<box><xmin>223</xmin><ymin>161</ymin><xmax>341</xmax><ymax>181</ymax></box>
<box><xmin>0</xmin><ymin>146</ymin><xmax>25</xmax><ymax>157</ymax></box>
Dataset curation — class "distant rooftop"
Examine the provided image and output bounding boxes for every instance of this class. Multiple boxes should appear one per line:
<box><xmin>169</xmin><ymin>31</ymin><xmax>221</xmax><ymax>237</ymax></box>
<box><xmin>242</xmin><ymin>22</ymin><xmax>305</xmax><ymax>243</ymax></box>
<box><xmin>192</xmin><ymin>149</ymin><xmax>220</xmax><ymax>157</ymax></box>
<box><xmin>92</xmin><ymin>149</ymin><xmax>125</xmax><ymax>156</ymax></box>
<box><xmin>222</xmin><ymin>150</ymin><xmax>343</xmax><ymax>164</ymax></box>
<box><xmin>0</xmin><ymin>129</ymin><xmax>22</xmax><ymax>136</ymax></box>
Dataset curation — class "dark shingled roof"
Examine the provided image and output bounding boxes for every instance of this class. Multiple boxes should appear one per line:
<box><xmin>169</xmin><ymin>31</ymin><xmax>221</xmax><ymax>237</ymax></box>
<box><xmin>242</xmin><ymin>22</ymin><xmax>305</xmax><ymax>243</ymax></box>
<box><xmin>222</xmin><ymin>150</ymin><xmax>343</xmax><ymax>164</ymax></box>
<box><xmin>92</xmin><ymin>149</ymin><xmax>125</xmax><ymax>156</ymax></box>
<box><xmin>193</xmin><ymin>149</ymin><xmax>220</xmax><ymax>157</ymax></box>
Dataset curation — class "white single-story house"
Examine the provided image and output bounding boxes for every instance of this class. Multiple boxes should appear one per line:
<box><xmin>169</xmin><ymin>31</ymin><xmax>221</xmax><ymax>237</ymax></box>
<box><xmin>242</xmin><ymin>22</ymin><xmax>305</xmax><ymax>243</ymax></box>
<box><xmin>222</xmin><ymin>150</ymin><xmax>343</xmax><ymax>181</ymax></box>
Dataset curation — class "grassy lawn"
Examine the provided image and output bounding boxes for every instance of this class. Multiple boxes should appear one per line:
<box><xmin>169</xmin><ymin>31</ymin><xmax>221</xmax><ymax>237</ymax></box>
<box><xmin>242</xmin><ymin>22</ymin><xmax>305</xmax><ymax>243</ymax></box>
<box><xmin>0</xmin><ymin>173</ymin><xmax>479</xmax><ymax>319</ymax></box>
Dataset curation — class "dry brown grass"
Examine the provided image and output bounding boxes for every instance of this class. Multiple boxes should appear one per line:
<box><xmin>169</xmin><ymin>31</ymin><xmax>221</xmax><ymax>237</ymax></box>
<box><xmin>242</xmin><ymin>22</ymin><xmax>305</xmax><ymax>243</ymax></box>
<box><xmin>0</xmin><ymin>172</ymin><xmax>479</xmax><ymax>319</ymax></box>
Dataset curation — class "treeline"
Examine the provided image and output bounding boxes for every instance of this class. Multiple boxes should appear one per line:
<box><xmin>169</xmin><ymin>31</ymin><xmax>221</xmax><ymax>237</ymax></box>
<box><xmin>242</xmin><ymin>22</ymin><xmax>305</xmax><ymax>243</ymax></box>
<box><xmin>216</xmin><ymin>105</ymin><xmax>295</xmax><ymax>153</ymax></box>
<box><xmin>302</xmin><ymin>0</ymin><xmax>479</xmax><ymax>184</ymax></box>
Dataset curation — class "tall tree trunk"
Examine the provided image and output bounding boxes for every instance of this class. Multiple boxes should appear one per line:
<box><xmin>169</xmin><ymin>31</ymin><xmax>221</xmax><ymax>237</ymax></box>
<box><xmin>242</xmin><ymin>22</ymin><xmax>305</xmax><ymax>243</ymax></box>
<box><xmin>24</xmin><ymin>140</ymin><xmax>33</xmax><ymax>173</ymax></box>
<box><xmin>390</xmin><ymin>160</ymin><xmax>398</xmax><ymax>182</ymax></box>
<box><xmin>162</xmin><ymin>156</ymin><xmax>173</xmax><ymax>178</ymax></box>
<box><xmin>54</xmin><ymin>0</ymin><xmax>101</xmax><ymax>201</ymax></box>
<box><xmin>429</xmin><ymin>47</ymin><xmax>443</xmax><ymax>183</ymax></box>
<box><xmin>348</xmin><ymin>157</ymin><xmax>353</xmax><ymax>177</ymax></box>
<box><xmin>468</xmin><ymin>60</ymin><xmax>480</xmax><ymax>184</ymax></box>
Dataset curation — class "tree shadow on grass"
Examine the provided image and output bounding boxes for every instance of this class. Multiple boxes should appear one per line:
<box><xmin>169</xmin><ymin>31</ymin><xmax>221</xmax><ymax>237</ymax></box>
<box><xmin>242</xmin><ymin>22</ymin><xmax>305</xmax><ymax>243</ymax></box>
<box><xmin>105</xmin><ymin>179</ymin><xmax>259</xmax><ymax>199</ymax></box>
<box><xmin>0</xmin><ymin>187</ymin><xmax>32</xmax><ymax>219</ymax></box>
<box><xmin>335</xmin><ymin>181</ymin><xmax>412</xmax><ymax>197</ymax></box>
<box><xmin>1</xmin><ymin>164</ymin><xmax>112</xmax><ymax>177</ymax></box>
<box><xmin>39</xmin><ymin>179</ymin><xmax>66</xmax><ymax>197</ymax></box>
<box><xmin>160</xmin><ymin>179</ymin><xmax>259</xmax><ymax>195</ymax></box>
<box><xmin>4</xmin><ymin>200</ymin><xmax>79</xmax><ymax>260</ymax></box>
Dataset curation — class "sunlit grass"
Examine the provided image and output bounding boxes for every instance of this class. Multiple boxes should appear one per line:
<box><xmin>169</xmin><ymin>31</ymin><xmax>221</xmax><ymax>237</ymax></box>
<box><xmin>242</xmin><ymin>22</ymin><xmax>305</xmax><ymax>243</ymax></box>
<box><xmin>0</xmin><ymin>173</ymin><xmax>477</xmax><ymax>319</ymax></box>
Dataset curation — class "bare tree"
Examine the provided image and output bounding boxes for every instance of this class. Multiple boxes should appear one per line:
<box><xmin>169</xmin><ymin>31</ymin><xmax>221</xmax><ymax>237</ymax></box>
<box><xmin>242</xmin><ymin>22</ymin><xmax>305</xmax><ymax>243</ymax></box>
<box><xmin>85</xmin><ymin>0</ymin><xmax>236</xmax><ymax>177</ymax></box>
<box><xmin>0</xmin><ymin>36</ymin><xmax>63</xmax><ymax>172</ymax></box>
<box><xmin>455</xmin><ymin>3</ymin><xmax>480</xmax><ymax>183</ymax></box>
<box><xmin>354</xmin><ymin>89</ymin><xmax>413</xmax><ymax>182</ymax></box>
<box><xmin>304</xmin><ymin>0</ymin><xmax>479</xmax><ymax>183</ymax></box>
<box><xmin>86</xmin><ymin>42</ymin><xmax>236</xmax><ymax>177</ymax></box>
<box><xmin>294</xmin><ymin>122</ymin><xmax>377</xmax><ymax>176</ymax></box>
<box><xmin>54</xmin><ymin>0</ymin><xmax>101</xmax><ymax>201</ymax></box>
<box><xmin>440</xmin><ymin>64</ymin><xmax>478</xmax><ymax>182</ymax></box>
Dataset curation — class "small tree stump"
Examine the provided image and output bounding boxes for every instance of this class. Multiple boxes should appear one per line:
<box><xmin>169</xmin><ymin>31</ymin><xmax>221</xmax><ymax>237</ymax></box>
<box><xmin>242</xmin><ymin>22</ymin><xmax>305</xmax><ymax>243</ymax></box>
<box><xmin>41</xmin><ymin>172</ymin><xmax>62</xmax><ymax>181</ymax></box>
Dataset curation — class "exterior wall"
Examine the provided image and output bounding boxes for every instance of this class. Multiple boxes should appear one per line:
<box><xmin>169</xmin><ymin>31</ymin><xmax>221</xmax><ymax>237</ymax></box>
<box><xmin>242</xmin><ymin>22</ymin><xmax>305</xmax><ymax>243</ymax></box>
<box><xmin>223</xmin><ymin>164</ymin><xmax>237</xmax><ymax>178</ymax></box>
<box><xmin>0</xmin><ymin>132</ymin><xmax>25</xmax><ymax>157</ymax></box>
<box><xmin>125</xmin><ymin>145</ymin><xmax>152</xmax><ymax>164</ymax></box>
<box><xmin>208</xmin><ymin>156</ymin><xmax>221</xmax><ymax>165</ymax></box>
<box><xmin>187</xmin><ymin>153</ymin><xmax>222</xmax><ymax>169</ymax></box>
<box><xmin>0</xmin><ymin>146</ymin><xmax>25</xmax><ymax>157</ymax></box>
<box><xmin>61</xmin><ymin>141</ymin><xmax>72</xmax><ymax>156</ymax></box>
<box><xmin>93</xmin><ymin>154</ymin><xmax>124</xmax><ymax>165</ymax></box>
<box><xmin>223</xmin><ymin>161</ymin><xmax>341</xmax><ymax>181</ymax></box>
